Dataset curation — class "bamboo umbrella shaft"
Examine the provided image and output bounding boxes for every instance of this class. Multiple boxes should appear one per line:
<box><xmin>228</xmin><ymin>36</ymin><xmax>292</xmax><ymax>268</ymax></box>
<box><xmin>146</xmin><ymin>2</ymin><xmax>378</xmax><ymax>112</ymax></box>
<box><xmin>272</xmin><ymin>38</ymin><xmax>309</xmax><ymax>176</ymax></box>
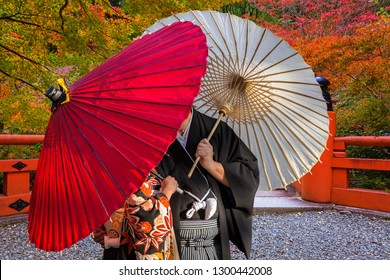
<box><xmin>187</xmin><ymin>109</ymin><xmax>227</xmax><ymax>178</ymax></box>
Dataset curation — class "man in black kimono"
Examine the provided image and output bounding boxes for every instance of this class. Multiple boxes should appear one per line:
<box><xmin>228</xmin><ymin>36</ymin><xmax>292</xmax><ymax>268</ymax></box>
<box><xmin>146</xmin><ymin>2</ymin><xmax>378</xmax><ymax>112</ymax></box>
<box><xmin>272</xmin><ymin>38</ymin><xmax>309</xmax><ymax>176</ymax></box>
<box><xmin>93</xmin><ymin>108</ymin><xmax>259</xmax><ymax>259</ymax></box>
<box><xmin>155</xmin><ymin>108</ymin><xmax>259</xmax><ymax>259</ymax></box>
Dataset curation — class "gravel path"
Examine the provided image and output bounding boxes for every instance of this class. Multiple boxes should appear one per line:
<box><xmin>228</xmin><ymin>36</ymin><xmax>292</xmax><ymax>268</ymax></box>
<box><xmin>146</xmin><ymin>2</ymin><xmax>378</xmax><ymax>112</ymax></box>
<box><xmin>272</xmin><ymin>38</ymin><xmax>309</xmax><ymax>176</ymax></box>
<box><xmin>1</xmin><ymin>210</ymin><xmax>388</xmax><ymax>260</ymax></box>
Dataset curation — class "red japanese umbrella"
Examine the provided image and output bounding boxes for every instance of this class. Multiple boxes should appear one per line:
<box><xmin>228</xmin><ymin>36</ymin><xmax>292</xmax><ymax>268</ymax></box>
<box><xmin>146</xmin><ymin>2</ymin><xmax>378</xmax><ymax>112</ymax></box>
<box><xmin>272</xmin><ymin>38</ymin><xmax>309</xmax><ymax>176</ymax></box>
<box><xmin>28</xmin><ymin>21</ymin><xmax>208</xmax><ymax>252</ymax></box>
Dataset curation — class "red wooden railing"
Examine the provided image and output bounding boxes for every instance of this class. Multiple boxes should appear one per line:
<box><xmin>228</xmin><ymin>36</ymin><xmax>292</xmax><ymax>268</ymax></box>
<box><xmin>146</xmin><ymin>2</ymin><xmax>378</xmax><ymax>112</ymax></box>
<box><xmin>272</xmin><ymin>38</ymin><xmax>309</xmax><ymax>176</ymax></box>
<box><xmin>0</xmin><ymin>113</ymin><xmax>389</xmax><ymax>217</ymax></box>
<box><xmin>0</xmin><ymin>135</ymin><xmax>43</xmax><ymax>216</ymax></box>
<box><xmin>294</xmin><ymin>112</ymin><xmax>390</xmax><ymax>212</ymax></box>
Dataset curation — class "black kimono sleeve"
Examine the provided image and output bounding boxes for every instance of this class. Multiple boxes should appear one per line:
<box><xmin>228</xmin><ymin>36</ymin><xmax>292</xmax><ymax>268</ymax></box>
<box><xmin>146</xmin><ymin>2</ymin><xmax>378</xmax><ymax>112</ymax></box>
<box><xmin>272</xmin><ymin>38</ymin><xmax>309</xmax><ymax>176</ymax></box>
<box><xmin>213</xmin><ymin>121</ymin><xmax>260</xmax><ymax>258</ymax></box>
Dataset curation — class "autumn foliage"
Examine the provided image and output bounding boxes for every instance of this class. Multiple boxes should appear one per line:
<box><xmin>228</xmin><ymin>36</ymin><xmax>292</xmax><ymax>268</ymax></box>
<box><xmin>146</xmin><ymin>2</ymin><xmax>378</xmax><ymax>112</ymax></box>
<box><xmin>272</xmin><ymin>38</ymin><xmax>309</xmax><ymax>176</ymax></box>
<box><xmin>0</xmin><ymin>0</ymin><xmax>389</xmax><ymax>158</ymax></box>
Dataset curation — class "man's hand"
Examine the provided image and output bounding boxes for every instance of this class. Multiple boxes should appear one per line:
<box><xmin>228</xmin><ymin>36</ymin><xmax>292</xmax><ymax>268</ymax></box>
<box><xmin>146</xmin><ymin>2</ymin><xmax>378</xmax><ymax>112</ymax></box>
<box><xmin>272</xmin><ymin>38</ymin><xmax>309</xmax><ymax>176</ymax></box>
<box><xmin>196</xmin><ymin>139</ymin><xmax>229</xmax><ymax>187</ymax></box>
<box><xmin>195</xmin><ymin>138</ymin><xmax>215</xmax><ymax>170</ymax></box>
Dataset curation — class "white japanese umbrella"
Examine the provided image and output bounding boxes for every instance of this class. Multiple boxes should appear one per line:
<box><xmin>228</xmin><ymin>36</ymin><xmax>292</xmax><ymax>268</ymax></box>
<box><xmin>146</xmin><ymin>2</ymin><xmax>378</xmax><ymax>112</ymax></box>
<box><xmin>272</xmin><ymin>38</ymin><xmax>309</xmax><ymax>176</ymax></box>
<box><xmin>144</xmin><ymin>11</ymin><xmax>330</xmax><ymax>191</ymax></box>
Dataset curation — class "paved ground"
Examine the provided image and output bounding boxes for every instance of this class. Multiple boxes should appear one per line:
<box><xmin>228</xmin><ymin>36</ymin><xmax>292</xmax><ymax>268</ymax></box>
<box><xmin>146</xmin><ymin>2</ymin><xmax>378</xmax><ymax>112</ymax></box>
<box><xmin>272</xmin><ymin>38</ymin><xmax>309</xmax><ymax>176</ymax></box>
<box><xmin>0</xmin><ymin>186</ymin><xmax>388</xmax><ymax>260</ymax></box>
<box><xmin>1</xmin><ymin>186</ymin><xmax>388</xmax><ymax>227</ymax></box>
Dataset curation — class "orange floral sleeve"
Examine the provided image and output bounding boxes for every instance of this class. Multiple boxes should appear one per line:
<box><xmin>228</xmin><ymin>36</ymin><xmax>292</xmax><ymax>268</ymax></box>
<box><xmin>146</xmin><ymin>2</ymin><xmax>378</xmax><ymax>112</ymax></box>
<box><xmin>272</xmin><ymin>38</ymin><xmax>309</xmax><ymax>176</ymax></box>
<box><xmin>121</xmin><ymin>172</ymin><xmax>175</xmax><ymax>260</ymax></box>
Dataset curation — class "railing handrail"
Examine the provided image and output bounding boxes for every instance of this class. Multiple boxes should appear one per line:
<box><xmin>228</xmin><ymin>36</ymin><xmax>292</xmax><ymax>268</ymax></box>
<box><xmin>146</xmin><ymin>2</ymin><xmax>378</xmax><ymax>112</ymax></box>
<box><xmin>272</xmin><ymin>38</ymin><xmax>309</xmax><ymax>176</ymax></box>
<box><xmin>334</xmin><ymin>136</ymin><xmax>390</xmax><ymax>147</ymax></box>
<box><xmin>0</xmin><ymin>134</ymin><xmax>45</xmax><ymax>145</ymax></box>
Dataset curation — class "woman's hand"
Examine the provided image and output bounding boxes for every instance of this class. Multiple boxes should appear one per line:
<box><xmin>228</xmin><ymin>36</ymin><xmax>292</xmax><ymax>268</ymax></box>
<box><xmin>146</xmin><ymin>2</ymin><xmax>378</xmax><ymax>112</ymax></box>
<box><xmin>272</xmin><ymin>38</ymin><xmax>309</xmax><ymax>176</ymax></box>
<box><xmin>91</xmin><ymin>225</ymin><xmax>106</xmax><ymax>247</ymax></box>
<box><xmin>160</xmin><ymin>176</ymin><xmax>178</xmax><ymax>200</ymax></box>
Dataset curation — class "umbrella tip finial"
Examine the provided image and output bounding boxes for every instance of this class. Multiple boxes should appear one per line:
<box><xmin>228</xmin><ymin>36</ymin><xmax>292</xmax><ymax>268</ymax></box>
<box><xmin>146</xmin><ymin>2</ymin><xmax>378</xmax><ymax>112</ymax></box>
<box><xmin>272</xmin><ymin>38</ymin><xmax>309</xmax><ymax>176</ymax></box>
<box><xmin>45</xmin><ymin>78</ymin><xmax>70</xmax><ymax>112</ymax></box>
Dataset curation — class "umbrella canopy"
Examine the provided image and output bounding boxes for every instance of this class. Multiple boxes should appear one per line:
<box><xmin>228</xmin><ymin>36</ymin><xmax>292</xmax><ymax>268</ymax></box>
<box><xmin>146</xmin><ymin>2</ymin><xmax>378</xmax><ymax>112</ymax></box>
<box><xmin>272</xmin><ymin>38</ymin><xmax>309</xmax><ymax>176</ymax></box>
<box><xmin>28</xmin><ymin>21</ymin><xmax>208</xmax><ymax>252</ymax></box>
<box><xmin>144</xmin><ymin>11</ymin><xmax>330</xmax><ymax>191</ymax></box>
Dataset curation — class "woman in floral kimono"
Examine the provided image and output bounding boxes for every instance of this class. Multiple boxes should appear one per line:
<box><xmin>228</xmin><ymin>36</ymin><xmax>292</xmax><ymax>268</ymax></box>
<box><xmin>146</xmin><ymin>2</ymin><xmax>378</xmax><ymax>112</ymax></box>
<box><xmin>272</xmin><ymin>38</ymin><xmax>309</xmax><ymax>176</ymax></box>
<box><xmin>120</xmin><ymin>171</ymin><xmax>179</xmax><ymax>260</ymax></box>
<box><xmin>93</xmin><ymin>170</ymin><xmax>179</xmax><ymax>260</ymax></box>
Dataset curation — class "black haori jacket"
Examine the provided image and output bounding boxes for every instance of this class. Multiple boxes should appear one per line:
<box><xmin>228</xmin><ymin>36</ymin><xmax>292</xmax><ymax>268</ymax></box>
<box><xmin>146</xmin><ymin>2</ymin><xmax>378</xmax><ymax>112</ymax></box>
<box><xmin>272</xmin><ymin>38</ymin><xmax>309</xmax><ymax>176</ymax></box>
<box><xmin>156</xmin><ymin>109</ymin><xmax>260</xmax><ymax>259</ymax></box>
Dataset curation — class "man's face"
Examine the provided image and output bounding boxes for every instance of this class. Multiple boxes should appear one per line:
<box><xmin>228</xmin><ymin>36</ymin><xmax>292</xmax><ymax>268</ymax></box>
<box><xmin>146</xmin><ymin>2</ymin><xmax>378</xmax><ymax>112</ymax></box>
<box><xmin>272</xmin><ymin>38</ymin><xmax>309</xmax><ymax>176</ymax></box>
<box><xmin>179</xmin><ymin>111</ymin><xmax>192</xmax><ymax>133</ymax></box>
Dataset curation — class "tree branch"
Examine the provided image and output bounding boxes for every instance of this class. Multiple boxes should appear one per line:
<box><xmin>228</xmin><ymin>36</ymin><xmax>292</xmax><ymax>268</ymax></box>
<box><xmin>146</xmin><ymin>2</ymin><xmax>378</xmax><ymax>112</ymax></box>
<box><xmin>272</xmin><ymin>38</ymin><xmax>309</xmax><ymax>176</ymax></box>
<box><xmin>0</xmin><ymin>16</ymin><xmax>62</xmax><ymax>35</ymax></box>
<box><xmin>76</xmin><ymin>0</ymin><xmax>111</xmax><ymax>38</ymax></box>
<box><xmin>0</xmin><ymin>69</ymin><xmax>42</xmax><ymax>92</ymax></box>
<box><xmin>0</xmin><ymin>43</ymin><xmax>51</xmax><ymax>71</ymax></box>
<box><xmin>347</xmin><ymin>74</ymin><xmax>383</xmax><ymax>99</ymax></box>
<box><xmin>59</xmin><ymin>0</ymin><xmax>69</xmax><ymax>33</ymax></box>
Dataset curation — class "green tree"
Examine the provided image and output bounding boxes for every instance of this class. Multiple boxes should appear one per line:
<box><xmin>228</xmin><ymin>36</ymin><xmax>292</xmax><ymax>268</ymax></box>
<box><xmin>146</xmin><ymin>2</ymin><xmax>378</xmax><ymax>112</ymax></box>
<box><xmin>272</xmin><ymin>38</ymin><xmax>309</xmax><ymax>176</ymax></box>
<box><xmin>0</xmin><ymin>0</ymin><xmax>133</xmax><ymax>139</ymax></box>
<box><xmin>120</xmin><ymin>0</ymin><xmax>241</xmax><ymax>38</ymax></box>
<box><xmin>0</xmin><ymin>0</ymin><xmax>133</xmax><ymax>93</ymax></box>
<box><xmin>0</xmin><ymin>0</ymin><xmax>239</xmax><ymax>158</ymax></box>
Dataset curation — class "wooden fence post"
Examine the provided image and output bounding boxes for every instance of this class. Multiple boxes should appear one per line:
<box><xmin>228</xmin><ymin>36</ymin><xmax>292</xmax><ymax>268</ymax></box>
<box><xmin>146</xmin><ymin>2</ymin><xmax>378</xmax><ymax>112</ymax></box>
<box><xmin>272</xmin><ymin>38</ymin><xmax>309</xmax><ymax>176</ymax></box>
<box><xmin>297</xmin><ymin>112</ymin><xmax>336</xmax><ymax>203</ymax></box>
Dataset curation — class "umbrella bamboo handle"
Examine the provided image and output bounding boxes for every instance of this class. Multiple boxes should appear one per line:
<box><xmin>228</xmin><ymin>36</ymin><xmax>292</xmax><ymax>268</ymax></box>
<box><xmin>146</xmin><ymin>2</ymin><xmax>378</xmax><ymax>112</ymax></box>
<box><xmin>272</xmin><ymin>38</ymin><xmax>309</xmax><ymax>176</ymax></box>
<box><xmin>187</xmin><ymin>157</ymin><xmax>201</xmax><ymax>178</ymax></box>
<box><xmin>187</xmin><ymin>111</ymin><xmax>225</xmax><ymax>178</ymax></box>
<box><xmin>149</xmin><ymin>170</ymin><xmax>184</xmax><ymax>194</ymax></box>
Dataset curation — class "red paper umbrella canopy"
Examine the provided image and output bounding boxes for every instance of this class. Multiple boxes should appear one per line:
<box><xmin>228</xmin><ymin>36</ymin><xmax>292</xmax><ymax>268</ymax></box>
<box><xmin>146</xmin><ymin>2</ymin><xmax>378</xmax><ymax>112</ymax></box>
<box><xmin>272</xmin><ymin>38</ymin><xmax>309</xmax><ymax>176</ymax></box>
<box><xmin>28</xmin><ymin>21</ymin><xmax>208</xmax><ymax>252</ymax></box>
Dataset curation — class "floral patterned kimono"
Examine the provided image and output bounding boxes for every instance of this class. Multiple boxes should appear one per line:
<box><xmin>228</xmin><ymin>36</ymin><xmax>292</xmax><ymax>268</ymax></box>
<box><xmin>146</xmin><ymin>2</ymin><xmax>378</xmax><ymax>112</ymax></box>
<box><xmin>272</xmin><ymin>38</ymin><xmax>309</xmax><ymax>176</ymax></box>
<box><xmin>118</xmin><ymin>172</ymin><xmax>179</xmax><ymax>260</ymax></box>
